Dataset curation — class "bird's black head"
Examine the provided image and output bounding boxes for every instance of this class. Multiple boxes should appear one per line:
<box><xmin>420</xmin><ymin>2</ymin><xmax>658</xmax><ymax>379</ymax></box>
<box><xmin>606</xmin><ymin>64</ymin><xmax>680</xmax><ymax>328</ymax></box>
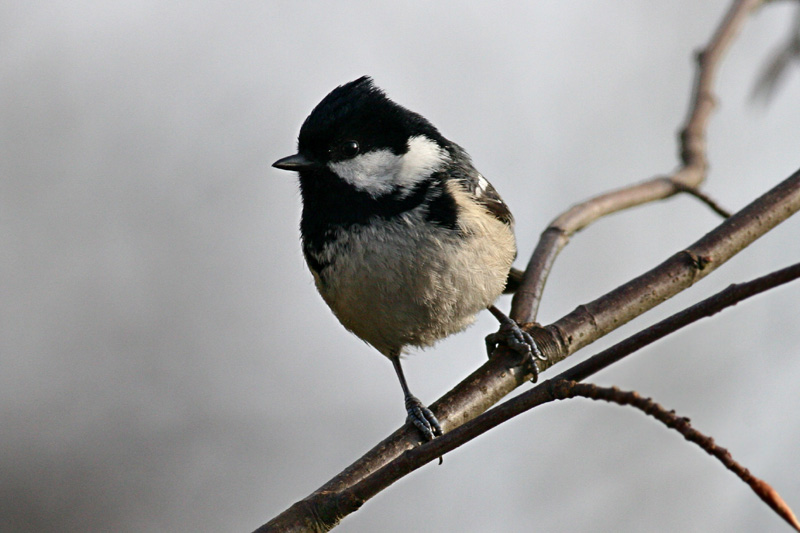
<box><xmin>301</xmin><ymin>76</ymin><xmax>446</xmax><ymax>165</ymax></box>
<box><xmin>274</xmin><ymin>76</ymin><xmax>448</xmax><ymax>174</ymax></box>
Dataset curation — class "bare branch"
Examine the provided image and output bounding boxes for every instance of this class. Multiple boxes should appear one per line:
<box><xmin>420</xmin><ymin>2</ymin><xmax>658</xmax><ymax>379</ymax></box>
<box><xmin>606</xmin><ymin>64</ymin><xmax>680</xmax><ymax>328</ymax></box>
<box><xmin>258</xmin><ymin>166</ymin><xmax>800</xmax><ymax>532</ymax></box>
<box><xmin>286</xmin><ymin>259</ymin><xmax>800</xmax><ymax>532</ymax></box>
<box><xmin>556</xmin><ymin>259</ymin><xmax>800</xmax><ymax>382</ymax></box>
<box><xmin>510</xmin><ymin>0</ymin><xmax>763</xmax><ymax>324</ymax></box>
<box><xmin>551</xmin><ymin>381</ymin><xmax>800</xmax><ymax>532</ymax></box>
<box><xmin>540</xmin><ymin>168</ymin><xmax>800</xmax><ymax>368</ymax></box>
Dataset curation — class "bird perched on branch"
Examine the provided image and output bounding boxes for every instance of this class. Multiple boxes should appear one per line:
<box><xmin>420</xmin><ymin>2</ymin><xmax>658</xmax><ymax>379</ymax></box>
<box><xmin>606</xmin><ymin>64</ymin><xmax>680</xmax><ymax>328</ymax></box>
<box><xmin>274</xmin><ymin>76</ymin><xmax>543</xmax><ymax>441</ymax></box>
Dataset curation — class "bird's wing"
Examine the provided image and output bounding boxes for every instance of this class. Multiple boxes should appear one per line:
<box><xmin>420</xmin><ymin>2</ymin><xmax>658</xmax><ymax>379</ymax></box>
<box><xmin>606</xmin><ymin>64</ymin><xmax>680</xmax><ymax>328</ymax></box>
<box><xmin>448</xmin><ymin>144</ymin><xmax>514</xmax><ymax>226</ymax></box>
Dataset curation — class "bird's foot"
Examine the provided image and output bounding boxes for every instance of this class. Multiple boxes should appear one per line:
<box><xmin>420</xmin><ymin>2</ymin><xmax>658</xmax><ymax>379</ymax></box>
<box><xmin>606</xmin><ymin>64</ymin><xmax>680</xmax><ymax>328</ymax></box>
<box><xmin>405</xmin><ymin>394</ymin><xmax>443</xmax><ymax>441</ymax></box>
<box><xmin>485</xmin><ymin>313</ymin><xmax>547</xmax><ymax>383</ymax></box>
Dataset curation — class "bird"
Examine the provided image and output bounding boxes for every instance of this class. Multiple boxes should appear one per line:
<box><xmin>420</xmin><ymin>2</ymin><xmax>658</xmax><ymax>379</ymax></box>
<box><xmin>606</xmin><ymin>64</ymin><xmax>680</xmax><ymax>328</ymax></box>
<box><xmin>273</xmin><ymin>76</ymin><xmax>544</xmax><ymax>441</ymax></box>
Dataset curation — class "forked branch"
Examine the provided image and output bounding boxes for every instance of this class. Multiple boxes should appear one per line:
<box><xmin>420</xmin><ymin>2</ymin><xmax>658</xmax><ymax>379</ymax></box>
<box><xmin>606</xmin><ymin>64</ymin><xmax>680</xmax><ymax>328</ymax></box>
<box><xmin>510</xmin><ymin>0</ymin><xmax>764</xmax><ymax>324</ymax></box>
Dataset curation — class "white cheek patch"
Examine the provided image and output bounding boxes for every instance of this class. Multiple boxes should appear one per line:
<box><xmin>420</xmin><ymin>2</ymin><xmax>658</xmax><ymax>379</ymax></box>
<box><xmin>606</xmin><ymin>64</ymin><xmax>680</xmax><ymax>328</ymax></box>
<box><xmin>329</xmin><ymin>150</ymin><xmax>400</xmax><ymax>196</ymax></box>
<box><xmin>328</xmin><ymin>135</ymin><xmax>448</xmax><ymax>198</ymax></box>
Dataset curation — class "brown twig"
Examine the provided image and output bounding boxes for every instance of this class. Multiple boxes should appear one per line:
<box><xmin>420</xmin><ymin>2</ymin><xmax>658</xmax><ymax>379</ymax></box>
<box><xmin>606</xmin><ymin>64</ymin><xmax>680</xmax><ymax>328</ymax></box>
<box><xmin>551</xmin><ymin>381</ymin><xmax>800</xmax><ymax>532</ymax></box>
<box><xmin>510</xmin><ymin>0</ymin><xmax>763</xmax><ymax>324</ymax></box>
<box><xmin>670</xmin><ymin>180</ymin><xmax>732</xmax><ymax>218</ymax></box>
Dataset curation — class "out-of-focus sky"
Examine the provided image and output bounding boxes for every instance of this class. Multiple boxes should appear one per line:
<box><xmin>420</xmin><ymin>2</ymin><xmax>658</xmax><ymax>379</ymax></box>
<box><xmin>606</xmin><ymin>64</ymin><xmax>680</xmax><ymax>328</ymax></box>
<box><xmin>2</xmin><ymin>2</ymin><xmax>799</xmax><ymax>532</ymax></box>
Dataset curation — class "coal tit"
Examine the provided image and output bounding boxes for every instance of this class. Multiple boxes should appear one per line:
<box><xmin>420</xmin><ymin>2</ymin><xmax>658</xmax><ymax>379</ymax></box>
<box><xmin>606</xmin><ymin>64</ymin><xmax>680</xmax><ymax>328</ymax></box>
<box><xmin>274</xmin><ymin>77</ymin><xmax>543</xmax><ymax>441</ymax></box>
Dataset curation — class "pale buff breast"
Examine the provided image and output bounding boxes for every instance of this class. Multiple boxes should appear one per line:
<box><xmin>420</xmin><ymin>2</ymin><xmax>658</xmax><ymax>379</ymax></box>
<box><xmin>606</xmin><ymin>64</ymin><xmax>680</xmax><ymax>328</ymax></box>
<box><xmin>313</xmin><ymin>192</ymin><xmax>516</xmax><ymax>357</ymax></box>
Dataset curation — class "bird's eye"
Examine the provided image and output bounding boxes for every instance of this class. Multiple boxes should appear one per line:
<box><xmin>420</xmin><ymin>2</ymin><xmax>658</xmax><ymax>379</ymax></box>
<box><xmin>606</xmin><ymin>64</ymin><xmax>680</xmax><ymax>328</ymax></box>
<box><xmin>340</xmin><ymin>140</ymin><xmax>360</xmax><ymax>158</ymax></box>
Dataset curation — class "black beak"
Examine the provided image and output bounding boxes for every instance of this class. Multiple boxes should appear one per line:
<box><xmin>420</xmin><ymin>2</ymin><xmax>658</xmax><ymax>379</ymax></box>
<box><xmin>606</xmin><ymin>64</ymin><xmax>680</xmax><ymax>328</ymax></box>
<box><xmin>273</xmin><ymin>153</ymin><xmax>317</xmax><ymax>171</ymax></box>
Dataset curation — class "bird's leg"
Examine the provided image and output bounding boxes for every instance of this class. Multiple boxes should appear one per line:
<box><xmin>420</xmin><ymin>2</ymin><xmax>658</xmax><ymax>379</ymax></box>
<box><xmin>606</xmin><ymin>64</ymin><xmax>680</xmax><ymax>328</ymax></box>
<box><xmin>392</xmin><ymin>355</ymin><xmax>443</xmax><ymax>441</ymax></box>
<box><xmin>485</xmin><ymin>305</ymin><xmax>547</xmax><ymax>382</ymax></box>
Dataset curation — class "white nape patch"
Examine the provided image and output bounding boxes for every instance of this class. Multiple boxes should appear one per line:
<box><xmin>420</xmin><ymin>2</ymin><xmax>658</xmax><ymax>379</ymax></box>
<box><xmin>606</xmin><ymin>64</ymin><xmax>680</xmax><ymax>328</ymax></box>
<box><xmin>328</xmin><ymin>135</ymin><xmax>447</xmax><ymax>198</ymax></box>
<box><xmin>397</xmin><ymin>135</ymin><xmax>448</xmax><ymax>191</ymax></box>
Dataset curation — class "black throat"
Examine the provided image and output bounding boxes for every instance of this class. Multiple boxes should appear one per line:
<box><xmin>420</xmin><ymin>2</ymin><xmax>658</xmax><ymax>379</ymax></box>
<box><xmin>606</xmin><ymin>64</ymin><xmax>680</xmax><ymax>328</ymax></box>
<box><xmin>298</xmin><ymin>168</ymin><xmax>457</xmax><ymax>273</ymax></box>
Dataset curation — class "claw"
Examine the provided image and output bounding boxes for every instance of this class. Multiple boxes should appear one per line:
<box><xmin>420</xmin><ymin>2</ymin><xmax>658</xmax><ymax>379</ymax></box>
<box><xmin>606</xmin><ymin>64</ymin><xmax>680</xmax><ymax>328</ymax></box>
<box><xmin>392</xmin><ymin>357</ymin><xmax>443</xmax><ymax>444</ymax></box>
<box><xmin>405</xmin><ymin>394</ymin><xmax>443</xmax><ymax>441</ymax></box>
<box><xmin>486</xmin><ymin>306</ymin><xmax>547</xmax><ymax>383</ymax></box>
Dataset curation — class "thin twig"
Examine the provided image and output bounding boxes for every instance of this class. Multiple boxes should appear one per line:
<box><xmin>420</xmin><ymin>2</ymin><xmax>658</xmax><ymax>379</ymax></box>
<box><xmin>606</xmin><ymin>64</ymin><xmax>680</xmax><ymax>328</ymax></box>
<box><xmin>551</xmin><ymin>381</ymin><xmax>800</xmax><ymax>532</ymax></box>
<box><xmin>670</xmin><ymin>180</ymin><xmax>732</xmax><ymax>218</ymax></box>
<box><xmin>510</xmin><ymin>0</ymin><xmax>763</xmax><ymax>324</ymax></box>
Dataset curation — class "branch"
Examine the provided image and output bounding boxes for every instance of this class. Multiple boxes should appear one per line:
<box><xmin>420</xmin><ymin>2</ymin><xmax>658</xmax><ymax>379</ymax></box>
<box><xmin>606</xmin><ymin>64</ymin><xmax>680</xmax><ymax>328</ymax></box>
<box><xmin>510</xmin><ymin>0</ymin><xmax>762</xmax><ymax>324</ymax></box>
<box><xmin>259</xmin><ymin>166</ymin><xmax>800</xmax><ymax>532</ymax></box>
<box><xmin>540</xmin><ymin>167</ymin><xmax>800</xmax><ymax>369</ymax></box>
<box><xmin>554</xmin><ymin>259</ymin><xmax>800</xmax><ymax>382</ymax></box>
<box><xmin>551</xmin><ymin>381</ymin><xmax>800</xmax><ymax>532</ymax></box>
<box><xmin>295</xmin><ymin>260</ymin><xmax>800</xmax><ymax>532</ymax></box>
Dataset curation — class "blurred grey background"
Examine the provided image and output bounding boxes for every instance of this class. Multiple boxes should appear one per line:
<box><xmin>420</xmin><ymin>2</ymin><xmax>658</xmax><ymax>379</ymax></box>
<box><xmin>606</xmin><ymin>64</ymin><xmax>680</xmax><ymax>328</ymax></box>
<box><xmin>2</xmin><ymin>2</ymin><xmax>799</xmax><ymax>532</ymax></box>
